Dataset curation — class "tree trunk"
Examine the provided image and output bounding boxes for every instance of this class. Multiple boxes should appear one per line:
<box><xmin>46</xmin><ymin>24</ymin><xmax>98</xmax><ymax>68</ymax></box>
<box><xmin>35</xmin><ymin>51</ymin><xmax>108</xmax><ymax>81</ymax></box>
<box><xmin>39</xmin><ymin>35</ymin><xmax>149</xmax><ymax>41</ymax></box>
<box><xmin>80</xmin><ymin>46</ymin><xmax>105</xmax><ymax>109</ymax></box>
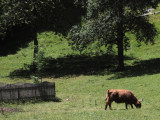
<box><xmin>32</xmin><ymin>30</ymin><xmax>38</xmax><ymax>73</ymax></box>
<box><xmin>117</xmin><ymin>5</ymin><xmax>124</xmax><ymax>71</ymax></box>
<box><xmin>117</xmin><ymin>31</ymin><xmax>124</xmax><ymax>71</ymax></box>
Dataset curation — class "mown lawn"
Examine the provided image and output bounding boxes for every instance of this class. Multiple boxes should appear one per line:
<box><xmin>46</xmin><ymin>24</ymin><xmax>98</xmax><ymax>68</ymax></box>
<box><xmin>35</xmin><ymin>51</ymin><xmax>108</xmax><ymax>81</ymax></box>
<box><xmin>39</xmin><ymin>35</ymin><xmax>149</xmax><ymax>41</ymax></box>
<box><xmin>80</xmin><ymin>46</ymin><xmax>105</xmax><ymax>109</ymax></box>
<box><xmin>0</xmin><ymin>14</ymin><xmax>160</xmax><ymax>120</ymax></box>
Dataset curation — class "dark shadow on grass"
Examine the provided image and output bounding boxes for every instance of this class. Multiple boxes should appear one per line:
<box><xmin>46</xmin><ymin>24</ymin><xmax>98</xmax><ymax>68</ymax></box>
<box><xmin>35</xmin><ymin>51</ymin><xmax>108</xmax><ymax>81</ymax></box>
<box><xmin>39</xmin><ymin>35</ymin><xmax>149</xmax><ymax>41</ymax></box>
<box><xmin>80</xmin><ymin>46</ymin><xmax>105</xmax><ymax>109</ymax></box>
<box><xmin>0</xmin><ymin>96</ymin><xmax>62</xmax><ymax>105</ymax></box>
<box><xmin>109</xmin><ymin>58</ymin><xmax>160</xmax><ymax>80</ymax></box>
<box><xmin>53</xmin><ymin>97</ymin><xmax>62</xmax><ymax>102</ymax></box>
<box><xmin>105</xmin><ymin>108</ymin><xmax>127</xmax><ymax>111</ymax></box>
<box><xmin>9</xmin><ymin>53</ymin><xmax>160</xmax><ymax>80</ymax></box>
<box><xmin>9</xmin><ymin>54</ymin><xmax>121</xmax><ymax>78</ymax></box>
<box><xmin>9</xmin><ymin>54</ymin><xmax>139</xmax><ymax>79</ymax></box>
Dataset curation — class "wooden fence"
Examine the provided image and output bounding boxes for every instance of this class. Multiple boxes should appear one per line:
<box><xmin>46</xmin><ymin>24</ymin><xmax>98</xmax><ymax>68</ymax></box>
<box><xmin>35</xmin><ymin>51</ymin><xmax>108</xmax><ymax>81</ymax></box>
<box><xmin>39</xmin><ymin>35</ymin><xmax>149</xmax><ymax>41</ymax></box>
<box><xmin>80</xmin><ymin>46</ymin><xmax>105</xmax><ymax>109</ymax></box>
<box><xmin>0</xmin><ymin>82</ymin><xmax>55</xmax><ymax>101</ymax></box>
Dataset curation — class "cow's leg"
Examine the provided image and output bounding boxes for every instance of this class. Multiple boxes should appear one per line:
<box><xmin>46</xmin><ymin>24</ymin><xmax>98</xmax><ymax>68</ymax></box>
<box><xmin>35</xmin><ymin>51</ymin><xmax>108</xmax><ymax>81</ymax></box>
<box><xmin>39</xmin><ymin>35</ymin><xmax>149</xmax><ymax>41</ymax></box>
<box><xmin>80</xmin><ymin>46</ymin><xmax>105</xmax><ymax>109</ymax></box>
<box><xmin>125</xmin><ymin>103</ymin><xmax>128</xmax><ymax>109</ymax></box>
<box><xmin>131</xmin><ymin>104</ymin><xmax>133</xmax><ymax>109</ymax></box>
<box><xmin>105</xmin><ymin>98</ymin><xmax>111</xmax><ymax>110</ymax></box>
<box><xmin>105</xmin><ymin>102</ymin><xmax>109</xmax><ymax>110</ymax></box>
<box><xmin>105</xmin><ymin>101</ymin><xmax>112</xmax><ymax>110</ymax></box>
<box><xmin>109</xmin><ymin>103</ymin><xmax>112</xmax><ymax>110</ymax></box>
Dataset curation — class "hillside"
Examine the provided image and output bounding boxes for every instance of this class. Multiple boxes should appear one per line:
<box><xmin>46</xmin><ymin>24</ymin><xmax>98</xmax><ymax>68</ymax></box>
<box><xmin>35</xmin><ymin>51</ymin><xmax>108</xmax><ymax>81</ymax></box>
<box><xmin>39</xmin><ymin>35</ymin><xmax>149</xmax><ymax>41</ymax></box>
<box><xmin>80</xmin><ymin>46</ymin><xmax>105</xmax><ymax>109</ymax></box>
<box><xmin>0</xmin><ymin>13</ymin><xmax>160</xmax><ymax>120</ymax></box>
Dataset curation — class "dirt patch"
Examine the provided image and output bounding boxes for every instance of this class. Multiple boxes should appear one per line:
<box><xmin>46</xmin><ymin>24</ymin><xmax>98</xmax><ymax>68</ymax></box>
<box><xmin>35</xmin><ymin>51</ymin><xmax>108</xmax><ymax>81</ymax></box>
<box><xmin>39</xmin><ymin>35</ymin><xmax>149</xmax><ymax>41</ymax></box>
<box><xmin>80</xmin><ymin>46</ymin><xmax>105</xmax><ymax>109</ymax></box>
<box><xmin>0</xmin><ymin>107</ymin><xmax>23</xmax><ymax>113</ymax></box>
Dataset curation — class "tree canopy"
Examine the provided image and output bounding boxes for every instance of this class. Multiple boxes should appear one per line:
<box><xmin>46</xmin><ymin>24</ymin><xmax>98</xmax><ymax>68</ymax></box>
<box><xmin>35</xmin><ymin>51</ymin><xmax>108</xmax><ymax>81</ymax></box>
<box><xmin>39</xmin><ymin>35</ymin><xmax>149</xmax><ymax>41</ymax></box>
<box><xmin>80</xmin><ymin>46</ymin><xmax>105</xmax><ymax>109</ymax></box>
<box><xmin>0</xmin><ymin>0</ymin><xmax>86</xmax><ymax>72</ymax></box>
<box><xmin>0</xmin><ymin>0</ymin><xmax>86</xmax><ymax>34</ymax></box>
<box><xmin>0</xmin><ymin>0</ymin><xmax>86</xmax><ymax>54</ymax></box>
<box><xmin>69</xmin><ymin>0</ymin><xmax>159</xmax><ymax>70</ymax></box>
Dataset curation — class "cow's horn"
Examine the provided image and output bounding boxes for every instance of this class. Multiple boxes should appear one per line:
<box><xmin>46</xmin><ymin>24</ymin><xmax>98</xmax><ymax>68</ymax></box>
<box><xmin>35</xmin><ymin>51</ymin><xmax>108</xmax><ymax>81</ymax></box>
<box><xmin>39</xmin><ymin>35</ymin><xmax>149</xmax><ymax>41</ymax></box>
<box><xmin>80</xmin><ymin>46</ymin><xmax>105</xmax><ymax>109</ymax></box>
<box><xmin>139</xmin><ymin>97</ymin><xmax>144</xmax><ymax>102</ymax></box>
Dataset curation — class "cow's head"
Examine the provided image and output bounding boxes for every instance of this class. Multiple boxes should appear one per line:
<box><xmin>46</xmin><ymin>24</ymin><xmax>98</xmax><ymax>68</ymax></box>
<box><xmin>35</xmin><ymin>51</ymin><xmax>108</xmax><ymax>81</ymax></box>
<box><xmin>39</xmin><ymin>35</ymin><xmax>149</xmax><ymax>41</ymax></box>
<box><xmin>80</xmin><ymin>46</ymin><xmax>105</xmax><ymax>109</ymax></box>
<box><xmin>135</xmin><ymin>98</ymin><xmax>143</xmax><ymax>108</ymax></box>
<box><xmin>135</xmin><ymin>101</ymin><xmax>141</xmax><ymax>108</ymax></box>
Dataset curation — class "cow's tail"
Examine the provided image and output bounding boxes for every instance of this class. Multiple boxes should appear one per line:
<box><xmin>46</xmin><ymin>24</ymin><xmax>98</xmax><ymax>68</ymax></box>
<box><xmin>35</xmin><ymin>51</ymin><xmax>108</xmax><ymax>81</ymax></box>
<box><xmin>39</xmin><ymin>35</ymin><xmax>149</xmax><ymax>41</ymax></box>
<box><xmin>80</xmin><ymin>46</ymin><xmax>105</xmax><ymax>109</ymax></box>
<box><xmin>105</xmin><ymin>89</ymin><xmax>109</xmax><ymax>101</ymax></box>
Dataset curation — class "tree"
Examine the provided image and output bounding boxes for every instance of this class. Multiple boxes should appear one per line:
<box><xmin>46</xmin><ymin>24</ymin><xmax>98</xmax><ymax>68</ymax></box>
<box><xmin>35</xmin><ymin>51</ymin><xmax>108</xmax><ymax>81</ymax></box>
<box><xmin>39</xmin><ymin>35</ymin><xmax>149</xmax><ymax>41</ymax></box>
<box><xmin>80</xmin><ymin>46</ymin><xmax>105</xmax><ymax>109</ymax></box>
<box><xmin>0</xmin><ymin>0</ymin><xmax>4</xmax><ymax>36</ymax></box>
<box><xmin>0</xmin><ymin>0</ymin><xmax>86</xmax><ymax>72</ymax></box>
<box><xmin>69</xmin><ymin>0</ymin><xmax>159</xmax><ymax>71</ymax></box>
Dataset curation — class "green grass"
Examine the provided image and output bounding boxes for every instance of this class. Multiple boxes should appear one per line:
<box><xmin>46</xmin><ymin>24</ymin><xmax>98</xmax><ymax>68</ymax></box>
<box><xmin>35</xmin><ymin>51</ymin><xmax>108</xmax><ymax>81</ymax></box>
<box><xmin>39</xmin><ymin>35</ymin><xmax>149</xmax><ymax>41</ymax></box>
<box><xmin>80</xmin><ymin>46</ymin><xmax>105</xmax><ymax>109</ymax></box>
<box><xmin>0</xmin><ymin>75</ymin><xmax>160</xmax><ymax>120</ymax></box>
<box><xmin>1</xmin><ymin>12</ymin><xmax>160</xmax><ymax>120</ymax></box>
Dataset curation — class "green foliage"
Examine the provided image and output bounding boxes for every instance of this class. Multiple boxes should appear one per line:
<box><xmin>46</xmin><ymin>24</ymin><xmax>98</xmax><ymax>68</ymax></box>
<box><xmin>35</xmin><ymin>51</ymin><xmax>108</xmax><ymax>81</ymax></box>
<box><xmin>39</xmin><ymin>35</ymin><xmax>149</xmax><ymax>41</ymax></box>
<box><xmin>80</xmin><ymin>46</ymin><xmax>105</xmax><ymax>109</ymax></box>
<box><xmin>34</xmin><ymin>49</ymin><xmax>48</xmax><ymax>78</ymax></box>
<box><xmin>70</xmin><ymin>0</ymin><xmax>159</xmax><ymax>50</ymax></box>
<box><xmin>69</xmin><ymin>11</ymin><xmax>115</xmax><ymax>51</ymax></box>
<box><xmin>31</xmin><ymin>75</ymin><xmax>41</xmax><ymax>83</ymax></box>
<box><xmin>36</xmin><ymin>50</ymin><xmax>45</xmax><ymax>73</ymax></box>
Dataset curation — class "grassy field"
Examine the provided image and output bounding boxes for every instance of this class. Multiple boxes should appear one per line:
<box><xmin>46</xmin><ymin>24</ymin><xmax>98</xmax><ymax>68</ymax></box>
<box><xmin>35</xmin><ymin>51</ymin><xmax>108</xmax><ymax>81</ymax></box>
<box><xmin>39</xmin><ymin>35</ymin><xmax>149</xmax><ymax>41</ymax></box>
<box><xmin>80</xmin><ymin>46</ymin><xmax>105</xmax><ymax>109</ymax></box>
<box><xmin>0</xmin><ymin>14</ymin><xmax>160</xmax><ymax>120</ymax></box>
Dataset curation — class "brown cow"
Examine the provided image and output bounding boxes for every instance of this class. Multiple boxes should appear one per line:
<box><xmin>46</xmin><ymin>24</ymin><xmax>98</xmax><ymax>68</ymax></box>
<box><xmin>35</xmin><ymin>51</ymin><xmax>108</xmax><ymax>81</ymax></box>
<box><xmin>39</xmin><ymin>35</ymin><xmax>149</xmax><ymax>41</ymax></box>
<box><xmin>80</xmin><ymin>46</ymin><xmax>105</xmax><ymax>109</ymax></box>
<box><xmin>105</xmin><ymin>89</ymin><xmax>143</xmax><ymax>110</ymax></box>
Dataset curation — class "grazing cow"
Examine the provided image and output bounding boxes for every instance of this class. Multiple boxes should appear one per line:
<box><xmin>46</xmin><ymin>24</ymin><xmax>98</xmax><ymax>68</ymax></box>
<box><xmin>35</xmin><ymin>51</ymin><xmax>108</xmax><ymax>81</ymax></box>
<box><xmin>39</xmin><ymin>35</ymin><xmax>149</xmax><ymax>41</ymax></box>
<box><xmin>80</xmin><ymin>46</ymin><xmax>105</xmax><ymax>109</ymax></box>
<box><xmin>105</xmin><ymin>89</ymin><xmax>143</xmax><ymax>110</ymax></box>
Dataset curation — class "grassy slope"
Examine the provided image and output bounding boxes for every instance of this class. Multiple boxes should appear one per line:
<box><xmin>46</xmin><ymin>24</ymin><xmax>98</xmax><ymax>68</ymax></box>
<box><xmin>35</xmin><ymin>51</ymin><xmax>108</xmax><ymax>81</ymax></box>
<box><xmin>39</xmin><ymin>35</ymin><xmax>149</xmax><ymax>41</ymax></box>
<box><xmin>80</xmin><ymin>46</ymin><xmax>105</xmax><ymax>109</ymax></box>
<box><xmin>0</xmin><ymin>15</ymin><xmax>160</xmax><ymax>120</ymax></box>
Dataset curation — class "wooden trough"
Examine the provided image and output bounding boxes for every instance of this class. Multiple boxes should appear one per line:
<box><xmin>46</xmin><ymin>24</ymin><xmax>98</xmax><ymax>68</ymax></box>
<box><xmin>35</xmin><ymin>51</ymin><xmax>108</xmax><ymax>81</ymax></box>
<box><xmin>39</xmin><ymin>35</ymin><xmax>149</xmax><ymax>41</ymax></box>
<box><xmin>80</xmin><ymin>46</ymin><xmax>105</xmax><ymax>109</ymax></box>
<box><xmin>0</xmin><ymin>82</ymin><xmax>55</xmax><ymax>101</ymax></box>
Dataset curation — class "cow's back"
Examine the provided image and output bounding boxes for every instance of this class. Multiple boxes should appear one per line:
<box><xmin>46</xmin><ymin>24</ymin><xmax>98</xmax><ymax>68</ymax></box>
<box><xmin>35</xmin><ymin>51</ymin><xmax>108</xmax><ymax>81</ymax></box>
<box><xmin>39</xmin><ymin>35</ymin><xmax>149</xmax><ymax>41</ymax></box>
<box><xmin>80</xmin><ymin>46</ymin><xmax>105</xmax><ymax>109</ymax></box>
<box><xmin>108</xmin><ymin>89</ymin><xmax>136</xmax><ymax>103</ymax></box>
